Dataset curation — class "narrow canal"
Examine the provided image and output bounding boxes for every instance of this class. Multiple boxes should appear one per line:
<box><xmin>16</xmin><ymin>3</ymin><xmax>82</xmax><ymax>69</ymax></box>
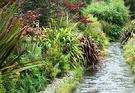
<box><xmin>74</xmin><ymin>42</ymin><xmax>135</xmax><ymax>93</ymax></box>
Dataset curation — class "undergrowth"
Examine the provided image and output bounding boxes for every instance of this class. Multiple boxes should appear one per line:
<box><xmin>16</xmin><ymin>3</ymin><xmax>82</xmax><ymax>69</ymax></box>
<box><xmin>1</xmin><ymin>1</ymin><xmax>109</xmax><ymax>92</ymax></box>
<box><xmin>82</xmin><ymin>14</ymin><xmax>109</xmax><ymax>53</ymax></box>
<box><xmin>0</xmin><ymin>72</ymin><xmax>6</xmax><ymax>93</ymax></box>
<box><xmin>83</xmin><ymin>0</ymin><xmax>130</xmax><ymax>27</ymax></box>
<box><xmin>123</xmin><ymin>35</ymin><xmax>135</xmax><ymax>81</ymax></box>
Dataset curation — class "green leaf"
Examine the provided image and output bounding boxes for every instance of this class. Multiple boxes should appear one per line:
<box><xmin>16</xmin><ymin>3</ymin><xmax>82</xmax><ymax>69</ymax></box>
<box><xmin>2</xmin><ymin>64</ymin><xmax>45</xmax><ymax>76</ymax></box>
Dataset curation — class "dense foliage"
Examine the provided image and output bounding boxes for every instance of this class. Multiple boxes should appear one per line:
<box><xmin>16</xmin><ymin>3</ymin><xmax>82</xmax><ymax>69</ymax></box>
<box><xmin>120</xmin><ymin>20</ymin><xmax>135</xmax><ymax>45</ymax></box>
<box><xmin>124</xmin><ymin>36</ymin><xmax>135</xmax><ymax>71</ymax></box>
<box><xmin>101</xmin><ymin>21</ymin><xmax>122</xmax><ymax>41</ymax></box>
<box><xmin>0</xmin><ymin>0</ymin><xmax>112</xmax><ymax>92</ymax></box>
<box><xmin>19</xmin><ymin>0</ymin><xmax>61</xmax><ymax>26</ymax></box>
<box><xmin>83</xmin><ymin>14</ymin><xmax>109</xmax><ymax>49</ymax></box>
<box><xmin>122</xmin><ymin>20</ymin><xmax>135</xmax><ymax>82</ymax></box>
<box><xmin>60</xmin><ymin>0</ymin><xmax>93</xmax><ymax>28</ymax></box>
<box><xmin>83</xmin><ymin>0</ymin><xmax>130</xmax><ymax>27</ymax></box>
<box><xmin>123</xmin><ymin>34</ymin><xmax>135</xmax><ymax>82</ymax></box>
<box><xmin>124</xmin><ymin>0</ymin><xmax>135</xmax><ymax>19</ymax></box>
<box><xmin>0</xmin><ymin>3</ymin><xmax>43</xmax><ymax>76</ymax></box>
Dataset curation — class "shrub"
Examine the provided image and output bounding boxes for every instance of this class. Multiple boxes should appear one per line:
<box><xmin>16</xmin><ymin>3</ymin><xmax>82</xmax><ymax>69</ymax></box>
<box><xmin>120</xmin><ymin>20</ymin><xmax>135</xmax><ymax>45</ymax></box>
<box><xmin>44</xmin><ymin>27</ymin><xmax>83</xmax><ymax>73</ymax></box>
<box><xmin>1</xmin><ymin>2</ymin><xmax>85</xmax><ymax>93</ymax></box>
<box><xmin>83</xmin><ymin>0</ymin><xmax>130</xmax><ymax>27</ymax></box>
<box><xmin>40</xmin><ymin>19</ymin><xmax>84</xmax><ymax>66</ymax></box>
<box><xmin>101</xmin><ymin>21</ymin><xmax>122</xmax><ymax>41</ymax></box>
<box><xmin>5</xmin><ymin>70</ymin><xmax>47</xmax><ymax>92</ymax></box>
<box><xmin>60</xmin><ymin>0</ymin><xmax>93</xmax><ymax>30</ymax></box>
<box><xmin>83</xmin><ymin>14</ymin><xmax>109</xmax><ymax>50</ymax></box>
<box><xmin>101</xmin><ymin>21</ymin><xmax>110</xmax><ymax>38</ymax></box>
<box><xmin>123</xmin><ymin>36</ymin><xmax>135</xmax><ymax>67</ymax></box>
<box><xmin>123</xmin><ymin>35</ymin><xmax>135</xmax><ymax>84</ymax></box>
<box><xmin>19</xmin><ymin>0</ymin><xmax>61</xmax><ymax>26</ymax></box>
<box><xmin>109</xmin><ymin>24</ymin><xmax>122</xmax><ymax>41</ymax></box>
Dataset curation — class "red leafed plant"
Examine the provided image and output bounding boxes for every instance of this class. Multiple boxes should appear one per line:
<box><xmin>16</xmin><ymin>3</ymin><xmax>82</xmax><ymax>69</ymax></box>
<box><xmin>60</xmin><ymin>0</ymin><xmax>93</xmax><ymax>27</ymax></box>
<box><xmin>62</xmin><ymin>0</ymin><xmax>87</xmax><ymax>13</ymax></box>
<box><xmin>74</xmin><ymin>15</ymin><xmax>93</xmax><ymax>26</ymax></box>
<box><xmin>23</xmin><ymin>8</ymin><xmax>42</xmax><ymax>36</ymax></box>
<box><xmin>5</xmin><ymin>8</ymin><xmax>43</xmax><ymax>36</ymax></box>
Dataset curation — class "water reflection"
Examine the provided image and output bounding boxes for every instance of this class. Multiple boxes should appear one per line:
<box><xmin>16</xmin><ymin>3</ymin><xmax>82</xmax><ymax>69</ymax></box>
<box><xmin>74</xmin><ymin>42</ymin><xmax>135</xmax><ymax>93</ymax></box>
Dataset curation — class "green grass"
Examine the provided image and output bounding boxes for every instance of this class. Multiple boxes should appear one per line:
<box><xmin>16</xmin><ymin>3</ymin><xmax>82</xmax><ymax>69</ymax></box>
<box><xmin>56</xmin><ymin>79</ymin><xmax>79</xmax><ymax>93</ymax></box>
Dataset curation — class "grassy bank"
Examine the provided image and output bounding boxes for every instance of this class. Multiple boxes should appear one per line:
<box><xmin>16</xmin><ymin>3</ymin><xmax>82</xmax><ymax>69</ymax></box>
<box><xmin>56</xmin><ymin>66</ymin><xmax>84</xmax><ymax>93</ymax></box>
<box><xmin>123</xmin><ymin>34</ymin><xmax>135</xmax><ymax>81</ymax></box>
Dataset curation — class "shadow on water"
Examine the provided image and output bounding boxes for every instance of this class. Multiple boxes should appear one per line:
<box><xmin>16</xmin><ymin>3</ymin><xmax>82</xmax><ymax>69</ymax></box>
<box><xmin>73</xmin><ymin>42</ymin><xmax>135</xmax><ymax>93</ymax></box>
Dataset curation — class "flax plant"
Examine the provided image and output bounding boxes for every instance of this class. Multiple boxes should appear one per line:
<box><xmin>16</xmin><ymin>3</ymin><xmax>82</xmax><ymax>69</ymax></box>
<box><xmin>0</xmin><ymin>3</ymin><xmax>44</xmax><ymax>77</ymax></box>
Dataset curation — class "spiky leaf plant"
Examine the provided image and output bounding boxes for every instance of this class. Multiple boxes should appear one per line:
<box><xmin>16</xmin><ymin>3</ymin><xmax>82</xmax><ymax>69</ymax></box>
<box><xmin>80</xmin><ymin>36</ymin><xmax>104</xmax><ymax>67</ymax></box>
<box><xmin>0</xmin><ymin>3</ymin><xmax>44</xmax><ymax>77</ymax></box>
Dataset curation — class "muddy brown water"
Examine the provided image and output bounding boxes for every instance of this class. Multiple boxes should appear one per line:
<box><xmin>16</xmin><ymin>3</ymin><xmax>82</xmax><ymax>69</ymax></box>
<box><xmin>74</xmin><ymin>42</ymin><xmax>135</xmax><ymax>93</ymax></box>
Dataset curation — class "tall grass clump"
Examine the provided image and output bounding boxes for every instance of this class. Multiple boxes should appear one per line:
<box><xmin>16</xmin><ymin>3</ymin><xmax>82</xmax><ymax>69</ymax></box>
<box><xmin>123</xmin><ymin>36</ymin><xmax>135</xmax><ymax>67</ymax></box>
<box><xmin>83</xmin><ymin>0</ymin><xmax>130</xmax><ymax>27</ymax></box>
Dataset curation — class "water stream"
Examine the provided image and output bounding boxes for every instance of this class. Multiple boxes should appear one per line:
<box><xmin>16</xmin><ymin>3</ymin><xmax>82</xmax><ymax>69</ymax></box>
<box><xmin>74</xmin><ymin>42</ymin><xmax>135</xmax><ymax>93</ymax></box>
